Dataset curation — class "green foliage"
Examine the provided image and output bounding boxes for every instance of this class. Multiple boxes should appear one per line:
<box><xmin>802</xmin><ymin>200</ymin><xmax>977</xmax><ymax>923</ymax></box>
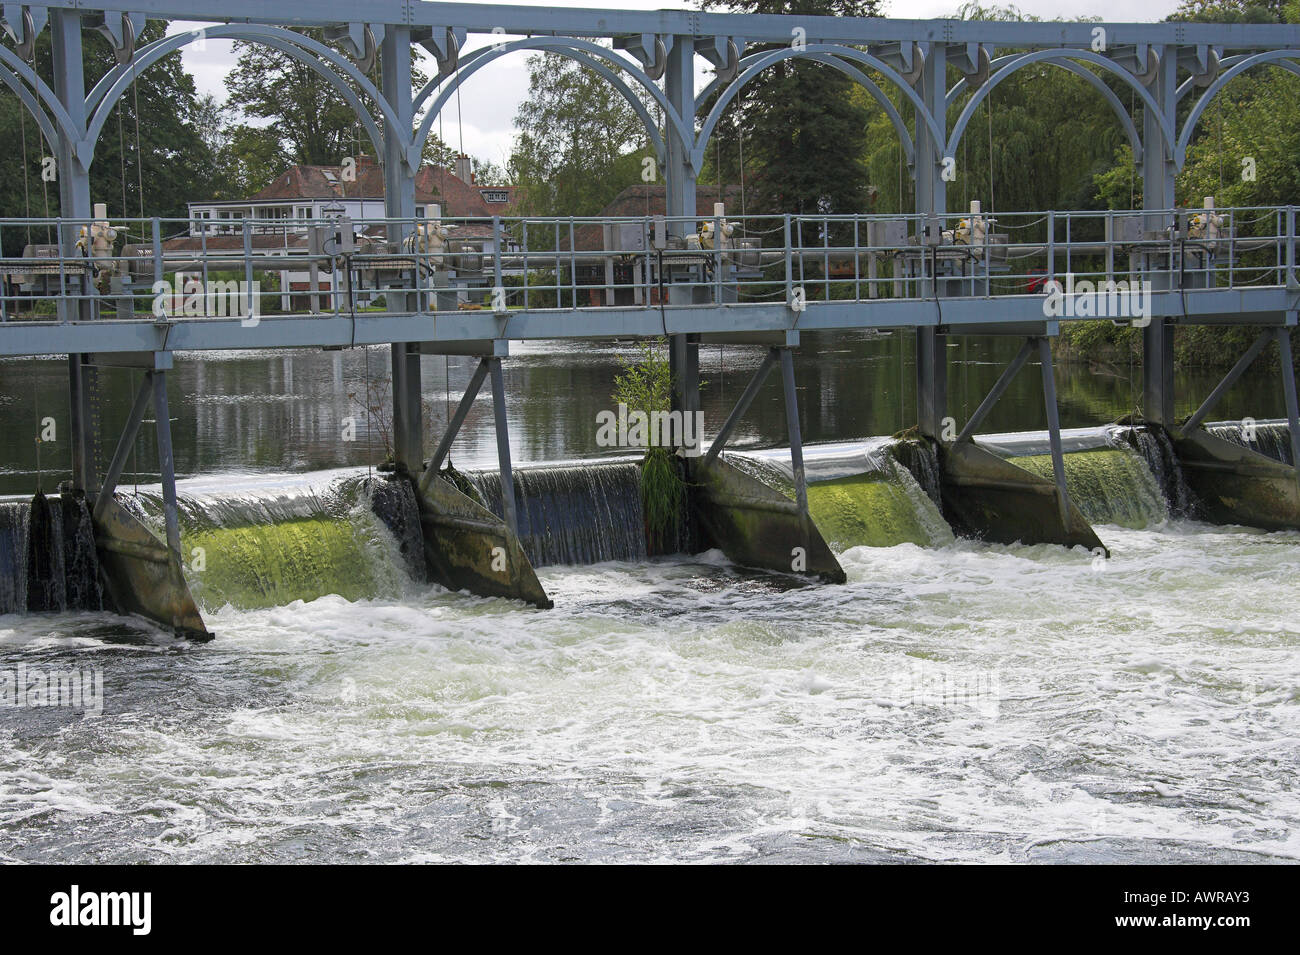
<box><xmin>1093</xmin><ymin>145</ymin><xmax>1141</xmax><ymax>210</ymax></box>
<box><xmin>225</xmin><ymin>29</ymin><xmax>421</xmax><ymax>169</ymax></box>
<box><xmin>612</xmin><ymin>339</ymin><xmax>674</xmax><ymax>418</ymax></box>
<box><xmin>508</xmin><ymin>54</ymin><xmax>654</xmax><ymax>216</ymax></box>
<box><xmin>701</xmin><ymin>0</ymin><xmax>881</xmax><ymax>216</ymax></box>
<box><xmin>866</xmin><ymin>3</ymin><xmax>1122</xmax><ymax>216</ymax></box>
<box><xmin>1089</xmin><ymin>0</ymin><xmax>1300</xmax><ymax>211</ymax></box>
<box><xmin>1057</xmin><ymin>320</ymin><xmax>1142</xmax><ymax>362</ymax></box>
<box><xmin>612</xmin><ymin>340</ymin><xmax>685</xmax><ymax>548</ymax></box>
<box><xmin>0</xmin><ymin>23</ymin><xmax>219</xmax><ymax>252</ymax></box>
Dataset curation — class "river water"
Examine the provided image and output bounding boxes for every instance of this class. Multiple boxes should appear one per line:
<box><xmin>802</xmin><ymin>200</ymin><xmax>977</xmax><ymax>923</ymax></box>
<box><xmin>1</xmin><ymin>332</ymin><xmax>1297</xmax><ymax>863</ymax></box>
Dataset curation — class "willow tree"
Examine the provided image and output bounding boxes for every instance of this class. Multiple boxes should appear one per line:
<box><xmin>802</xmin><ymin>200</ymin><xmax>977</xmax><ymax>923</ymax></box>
<box><xmin>507</xmin><ymin>53</ymin><xmax>654</xmax><ymax>217</ymax></box>
<box><xmin>700</xmin><ymin>0</ymin><xmax>880</xmax><ymax>217</ymax></box>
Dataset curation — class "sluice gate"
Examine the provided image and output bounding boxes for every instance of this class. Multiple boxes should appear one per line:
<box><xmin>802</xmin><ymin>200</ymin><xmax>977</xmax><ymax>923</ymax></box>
<box><xmin>1</xmin><ymin>4</ymin><xmax>1299</xmax><ymax>634</ymax></box>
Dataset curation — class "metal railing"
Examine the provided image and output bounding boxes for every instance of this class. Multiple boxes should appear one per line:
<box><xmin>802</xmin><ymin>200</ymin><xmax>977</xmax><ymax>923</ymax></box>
<box><xmin>0</xmin><ymin>206</ymin><xmax>1295</xmax><ymax>324</ymax></box>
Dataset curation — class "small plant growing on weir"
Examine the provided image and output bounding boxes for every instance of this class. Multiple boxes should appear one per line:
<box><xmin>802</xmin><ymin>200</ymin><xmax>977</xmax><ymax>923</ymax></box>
<box><xmin>612</xmin><ymin>339</ymin><xmax>685</xmax><ymax>552</ymax></box>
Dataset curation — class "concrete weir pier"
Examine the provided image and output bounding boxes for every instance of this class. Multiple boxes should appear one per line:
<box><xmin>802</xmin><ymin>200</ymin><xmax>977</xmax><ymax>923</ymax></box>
<box><xmin>1</xmin><ymin>4</ymin><xmax>1300</xmax><ymax>637</ymax></box>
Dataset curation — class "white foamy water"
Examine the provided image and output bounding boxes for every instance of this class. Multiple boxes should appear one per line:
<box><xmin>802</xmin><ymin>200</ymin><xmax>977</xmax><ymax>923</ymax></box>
<box><xmin>2</xmin><ymin>516</ymin><xmax>1297</xmax><ymax>863</ymax></box>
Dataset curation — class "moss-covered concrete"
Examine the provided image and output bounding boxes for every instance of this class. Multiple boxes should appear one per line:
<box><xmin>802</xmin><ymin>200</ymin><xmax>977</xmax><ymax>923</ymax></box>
<box><xmin>689</xmin><ymin>457</ymin><xmax>846</xmax><ymax>583</ymax></box>
<box><xmin>938</xmin><ymin>440</ymin><xmax>1108</xmax><ymax>554</ymax></box>
<box><xmin>1016</xmin><ymin>449</ymin><xmax>1166</xmax><ymax>529</ymax></box>
<box><xmin>417</xmin><ymin>473</ymin><xmax>552</xmax><ymax>608</ymax></box>
<box><xmin>93</xmin><ymin>496</ymin><xmax>210</xmax><ymax>640</ymax></box>
<box><xmin>1171</xmin><ymin>426</ymin><xmax>1300</xmax><ymax>531</ymax></box>
<box><xmin>182</xmin><ymin>516</ymin><xmax>383</xmax><ymax>610</ymax></box>
<box><xmin>806</xmin><ymin>474</ymin><xmax>935</xmax><ymax>549</ymax></box>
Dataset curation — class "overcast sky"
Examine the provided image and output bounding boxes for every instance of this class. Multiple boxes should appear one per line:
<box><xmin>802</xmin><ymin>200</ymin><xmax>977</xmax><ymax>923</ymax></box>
<box><xmin>174</xmin><ymin>0</ymin><xmax>1182</xmax><ymax>170</ymax></box>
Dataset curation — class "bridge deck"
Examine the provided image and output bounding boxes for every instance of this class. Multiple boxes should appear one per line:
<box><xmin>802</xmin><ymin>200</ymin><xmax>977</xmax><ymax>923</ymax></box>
<box><xmin>1</xmin><ymin>208</ymin><xmax>1296</xmax><ymax>357</ymax></box>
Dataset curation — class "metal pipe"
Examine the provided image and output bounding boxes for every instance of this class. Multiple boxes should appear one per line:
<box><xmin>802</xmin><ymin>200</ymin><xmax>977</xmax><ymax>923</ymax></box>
<box><xmin>151</xmin><ymin>370</ymin><xmax>182</xmax><ymax>560</ymax></box>
<box><xmin>956</xmin><ymin>337</ymin><xmax>1035</xmax><ymax>443</ymax></box>
<box><xmin>779</xmin><ymin>348</ymin><xmax>808</xmax><ymax>517</ymax></box>
<box><xmin>1183</xmin><ymin>328</ymin><xmax>1273</xmax><ymax>432</ymax></box>
<box><xmin>421</xmin><ymin>356</ymin><xmax>490</xmax><ymax>488</ymax></box>
<box><xmin>488</xmin><ymin>357</ymin><xmax>520</xmax><ymax>540</ymax></box>
<box><xmin>1036</xmin><ymin>336</ymin><xmax>1071</xmax><ymax>528</ymax></box>
<box><xmin>704</xmin><ymin>346</ymin><xmax>778</xmax><ymax>465</ymax></box>
<box><xmin>1276</xmin><ymin>326</ymin><xmax>1300</xmax><ymax>474</ymax></box>
<box><xmin>93</xmin><ymin>372</ymin><xmax>154</xmax><ymax>522</ymax></box>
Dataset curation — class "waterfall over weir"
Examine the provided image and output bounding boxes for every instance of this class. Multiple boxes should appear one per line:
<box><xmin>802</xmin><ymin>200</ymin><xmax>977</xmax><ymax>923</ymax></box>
<box><xmin>0</xmin><ymin>428</ymin><xmax>1222</xmax><ymax>619</ymax></box>
<box><xmin>0</xmin><ymin>494</ymin><xmax>103</xmax><ymax>616</ymax></box>
<box><xmin>471</xmin><ymin>461</ymin><xmax>649</xmax><ymax>567</ymax></box>
<box><xmin>121</xmin><ymin>474</ymin><xmax>415</xmax><ymax>612</ymax></box>
<box><xmin>1205</xmin><ymin>419</ymin><xmax>1294</xmax><ymax>466</ymax></box>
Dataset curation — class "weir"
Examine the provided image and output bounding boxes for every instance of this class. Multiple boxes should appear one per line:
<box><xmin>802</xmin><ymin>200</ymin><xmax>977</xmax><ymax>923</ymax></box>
<box><xmin>1</xmin><ymin>4</ymin><xmax>1300</xmax><ymax>635</ymax></box>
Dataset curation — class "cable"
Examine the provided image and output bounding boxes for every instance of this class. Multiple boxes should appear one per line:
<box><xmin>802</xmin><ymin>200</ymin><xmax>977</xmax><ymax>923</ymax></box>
<box><xmin>131</xmin><ymin>64</ymin><xmax>145</xmax><ymax>221</ymax></box>
<box><xmin>656</xmin><ymin>247</ymin><xmax>668</xmax><ymax>337</ymax></box>
<box><xmin>18</xmin><ymin>96</ymin><xmax>32</xmax><ymax>249</ymax></box>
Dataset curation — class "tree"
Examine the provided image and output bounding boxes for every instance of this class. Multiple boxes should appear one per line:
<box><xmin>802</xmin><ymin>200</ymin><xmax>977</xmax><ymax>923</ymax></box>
<box><xmin>508</xmin><ymin>54</ymin><xmax>653</xmax><ymax>216</ymax></box>
<box><xmin>1171</xmin><ymin>0</ymin><xmax>1300</xmax><ymax>209</ymax></box>
<box><xmin>0</xmin><ymin>23</ymin><xmax>219</xmax><ymax>253</ymax></box>
<box><xmin>225</xmin><ymin>29</ymin><xmax>383</xmax><ymax>167</ymax></box>
<box><xmin>863</xmin><ymin>3</ymin><xmax>1123</xmax><ymax>217</ymax></box>
<box><xmin>700</xmin><ymin>0</ymin><xmax>881</xmax><ymax>217</ymax></box>
<box><xmin>224</xmin><ymin>32</ymin><xmax>476</xmax><ymax>195</ymax></box>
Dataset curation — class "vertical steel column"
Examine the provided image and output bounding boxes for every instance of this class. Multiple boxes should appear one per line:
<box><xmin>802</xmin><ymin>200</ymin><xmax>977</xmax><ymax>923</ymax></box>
<box><xmin>1277</xmin><ymin>326</ymin><xmax>1300</xmax><ymax>475</ymax></box>
<box><xmin>487</xmin><ymin>358</ymin><xmax>519</xmax><ymax>540</ymax></box>
<box><xmin>779</xmin><ymin>349</ymin><xmax>809</xmax><ymax>518</ymax></box>
<box><xmin>1036</xmin><ymin>337</ymin><xmax>1072</xmax><ymax>528</ymax></box>
<box><xmin>664</xmin><ymin>35</ymin><xmax>699</xmax><ymax>418</ymax></box>
<box><xmin>51</xmin><ymin>10</ymin><xmax>98</xmax><ymax>490</ymax></box>
<box><xmin>50</xmin><ymin>10</ymin><xmax>92</xmax><ymax>321</ymax></box>
<box><xmin>914</xmin><ymin>44</ymin><xmax>948</xmax><ymax>440</ymax></box>
<box><xmin>382</xmin><ymin>27</ymin><xmax>424</xmax><ymax>475</ymax></box>
<box><xmin>1141</xmin><ymin>48</ymin><xmax>1177</xmax><ymax>427</ymax></box>
<box><xmin>151</xmin><ymin>370</ymin><xmax>182</xmax><ymax>560</ymax></box>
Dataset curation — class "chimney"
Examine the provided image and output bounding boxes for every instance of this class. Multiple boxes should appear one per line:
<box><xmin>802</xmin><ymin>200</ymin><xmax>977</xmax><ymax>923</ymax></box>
<box><xmin>454</xmin><ymin>153</ymin><xmax>473</xmax><ymax>184</ymax></box>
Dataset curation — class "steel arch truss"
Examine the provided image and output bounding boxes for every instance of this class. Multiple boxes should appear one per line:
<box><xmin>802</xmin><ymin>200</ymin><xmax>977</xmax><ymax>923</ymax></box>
<box><xmin>86</xmin><ymin>24</ymin><xmax>405</xmax><ymax>171</ymax></box>
<box><xmin>0</xmin><ymin>43</ymin><xmax>87</xmax><ymax>166</ymax></box>
<box><xmin>1176</xmin><ymin>49</ymin><xmax>1300</xmax><ymax>167</ymax></box>
<box><xmin>947</xmin><ymin>48</ymin><xmax>1175</xmax><ymax>164</ymax></box>
<box><xmin>695</xmin><ymin>43</ymin><xmax>944</xmax><ymax>171</ymax></box>
<box><xmin>411</xmin><ymin>36</ymin><xmax>689</xmax><ymax>173</ymax></box>
<box><xmin>947</xmin><ymin>52</ymin><xmax>1146</xmax><ymax>162</ymax></box>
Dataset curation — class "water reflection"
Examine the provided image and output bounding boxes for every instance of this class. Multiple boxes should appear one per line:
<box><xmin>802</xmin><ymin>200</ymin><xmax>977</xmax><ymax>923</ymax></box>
<box><xmin>0</xmin><ymin>332</ymin><xmax>1287</xmax><ymax>495</ymax></box>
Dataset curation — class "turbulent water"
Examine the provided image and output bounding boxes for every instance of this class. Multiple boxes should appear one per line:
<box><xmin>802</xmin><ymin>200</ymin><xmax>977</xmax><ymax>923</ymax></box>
<box><xmin>1207</xmin><ymin>419</ymin><xmax>1295</xmax><ymax>466</ymax></box>
<box><xmin>3</xmin><ymin>435</ymin><xmax>1299</xmax><ymax>863</ymax></box>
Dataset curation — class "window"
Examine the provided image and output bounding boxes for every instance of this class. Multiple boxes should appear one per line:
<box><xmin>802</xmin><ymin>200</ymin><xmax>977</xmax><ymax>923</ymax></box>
<box><xmin>481</xmin><ymin>190</ymin><xmax>510</xmax><ymax>204</ymax></box>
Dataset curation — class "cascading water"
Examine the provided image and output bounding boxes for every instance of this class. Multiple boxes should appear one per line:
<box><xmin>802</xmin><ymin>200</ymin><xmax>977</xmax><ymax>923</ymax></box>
<box><xmin>890</xmin><ymin>439</ymin><xmax>944</xmax><ymax>510</ymax></box>
<box><xmin>730</xmin><ymin>444</ymin><xmax>954</xmax><ymax>550</ymax></box>
<box><xmin>1206</xmin><ymin>419</ymin><xmax>1294</xmax><ymax>465</ymax></box>
<box><xmin>365</xmin><ymin>476</ymin><xmax>428</xmax><ymax>582</ymax></box>
<box><xmin>123</xmin><ymin>474</ymin><xmax>414</xmax><ymax>611</ymax></box>
<box><xmin>1125</xmin><ymin>426</ymin><xmax>1196</xmax><ymax>518</ymax></box>
<box><xmin>0</xmin><ymin>501</ymin><xmax>29</xmax><ymax>614</ymax></box>
<box><xmin>0</xmin><ymin>427</ymin><xmax>1248</xmax><ymax>619</ymax></box>
<box><xmin>472</xmin><ymin>461</ymin><xmax>648</xmax><ymax>567</ymax></box>
<box><xmin>1016</xmin><ymin>448</ymin><xmax>1168</xmax><ymax>528</ymax></box>
<box><xmin>0</xmin><ymin>492</ymin><xmax>103</xmax><ymax>615</ymax></box>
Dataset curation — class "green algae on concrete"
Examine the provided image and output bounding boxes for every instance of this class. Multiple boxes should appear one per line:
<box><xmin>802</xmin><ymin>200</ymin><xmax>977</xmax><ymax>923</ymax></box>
<box><xmin>1015</xmin><ymin>448</ymin><xmax>1166</xmax><ymax>529</ymax></box>
<box><xmin>183</xmin><ymin>515</ymin><xmax>383</xmax><ymax>610</ymax></box>
<box><xmin>689</xmin><ymin>456</ymin><xmax>846</xmax><ymax>583</ymax></box>
<box><xmin>806</xmin><ymin>474</ymin><xmax>934</xmax><ymax>550</ymax></box>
